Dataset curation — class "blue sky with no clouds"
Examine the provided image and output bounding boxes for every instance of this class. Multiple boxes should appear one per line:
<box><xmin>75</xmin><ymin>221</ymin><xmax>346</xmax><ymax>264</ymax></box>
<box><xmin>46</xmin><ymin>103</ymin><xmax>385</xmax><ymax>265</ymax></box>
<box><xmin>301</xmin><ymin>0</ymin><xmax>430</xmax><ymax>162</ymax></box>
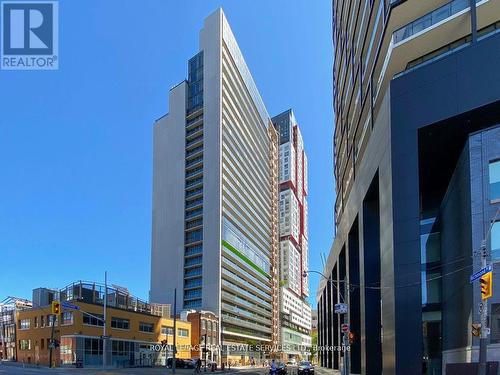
<box><xmin>0</xmin><ymin>0</ymin><xmax>334</xmax><ymax>307</ymax></box>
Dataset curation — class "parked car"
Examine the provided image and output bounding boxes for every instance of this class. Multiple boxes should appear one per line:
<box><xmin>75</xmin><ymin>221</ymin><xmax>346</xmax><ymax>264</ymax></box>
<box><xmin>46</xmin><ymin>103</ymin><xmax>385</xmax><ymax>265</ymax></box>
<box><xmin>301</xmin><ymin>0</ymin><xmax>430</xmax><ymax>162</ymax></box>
<box><xmin>204</xmin><ymin>360</ymin><xmax>217</xmax><ymax>370</ymax></box>
<box><xmin>184</xmin><ymin>359</ymin><xmax>196</xmax><ymax>369</ymax></box>
<box><xmin>297</xmin><ymin>361</ymin><xmax>314</xmax><ymax>375</ymax></box>
<box><xmin>167</xmin><ymin>358</ymin><xmax>187</xmax><ymax>368</ymax></box>
<box><xmin>270</xmin><ymin>362</ymin><xmax>287</xmax><ymax>375</ymax></box>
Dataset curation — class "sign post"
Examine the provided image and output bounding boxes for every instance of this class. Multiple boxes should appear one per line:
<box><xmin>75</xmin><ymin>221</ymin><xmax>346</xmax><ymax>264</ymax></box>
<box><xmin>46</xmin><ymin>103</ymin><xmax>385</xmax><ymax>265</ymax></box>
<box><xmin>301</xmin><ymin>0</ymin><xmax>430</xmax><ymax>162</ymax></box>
<box><xmin>476</xmin><ymin>242</ymin><xmax>490</xmax><ymax>375</ymax></box>
<box><xmin>341</xmin><ymin>324</ymin><xmax>350</xmax><ymax>375</ymax></box>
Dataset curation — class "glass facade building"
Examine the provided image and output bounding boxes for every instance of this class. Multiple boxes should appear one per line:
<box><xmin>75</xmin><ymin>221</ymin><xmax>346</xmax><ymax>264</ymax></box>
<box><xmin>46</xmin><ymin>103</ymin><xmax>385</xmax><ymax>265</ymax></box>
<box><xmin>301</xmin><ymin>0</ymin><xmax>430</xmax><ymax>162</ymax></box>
<box><xmin>319</xmin><ymin>0</ymin><xmax>500</xmax><ymax>373</ymax></box>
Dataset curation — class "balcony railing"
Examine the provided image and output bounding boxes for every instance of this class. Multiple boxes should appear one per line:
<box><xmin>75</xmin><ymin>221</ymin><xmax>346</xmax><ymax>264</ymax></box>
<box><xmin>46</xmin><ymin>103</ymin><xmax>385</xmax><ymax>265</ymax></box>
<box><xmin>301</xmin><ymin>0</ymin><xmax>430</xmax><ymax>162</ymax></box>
<box><xmin>58</xmin><ymin>281</ymin><xmax>158</xmax><ymax>316</ymax></box>
<box><xmin>393</xmin><ymin>0</ymin><xmax>483</xmax><ymax>44</ymax></box>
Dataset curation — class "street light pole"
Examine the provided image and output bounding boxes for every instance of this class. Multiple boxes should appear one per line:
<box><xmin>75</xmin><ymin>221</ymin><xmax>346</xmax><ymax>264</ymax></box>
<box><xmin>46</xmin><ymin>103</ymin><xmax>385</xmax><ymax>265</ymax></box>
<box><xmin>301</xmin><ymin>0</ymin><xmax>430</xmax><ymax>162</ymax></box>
<box><xmin>478</xmin><ymin>241</ymin><xmax>488</xmax><ymax>375</ymax></box>
<box><xmin>172</xmin><ymin>288</ymin><xmax>177</xmax><ymax>374</ymax></box>
<box><xmin>48</xmin><ymin>314</ymin><xmax>56</xmax><ymax>368</ymax></box>
<box><xmin>342</xmin><ymin>278</ymin><xmax>350</xmax><ymax>375</ymax></box>
<box><xmin>303</xmin><ymin>270</ymin><xmax>349</xmax><ymax>375</ymax></box>
<box><xmin>103</xmin><ymin>271</ymin><xmax>108</xmax><ymax>369</ymax></box>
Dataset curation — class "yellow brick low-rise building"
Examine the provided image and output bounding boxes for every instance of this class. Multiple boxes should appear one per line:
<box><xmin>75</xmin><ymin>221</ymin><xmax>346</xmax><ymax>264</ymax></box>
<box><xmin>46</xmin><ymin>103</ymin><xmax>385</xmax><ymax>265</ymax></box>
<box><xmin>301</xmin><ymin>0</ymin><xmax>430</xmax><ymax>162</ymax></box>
<box><xmin>15</xmin><ymin>282</ymin><xmax>191</xmax><ymax>367</ymax></box>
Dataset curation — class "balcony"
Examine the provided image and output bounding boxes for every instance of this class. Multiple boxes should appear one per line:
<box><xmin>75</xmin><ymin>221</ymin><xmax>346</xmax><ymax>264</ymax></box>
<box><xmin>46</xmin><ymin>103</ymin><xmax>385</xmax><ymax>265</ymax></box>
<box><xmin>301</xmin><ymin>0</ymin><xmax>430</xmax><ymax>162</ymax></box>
<box><xmin>185</xmin><ymin>218</ymin><xmax>203</xmax><ymax>230</ymax></box>
<box><xmin>184</xmin><ymin>277</ymin><xmax>202</xmax><ymax>289</ymax></box>
<box><xmin>186</xmin><ymin>186</ymin><xmax>203</xmax><ymax>199</ymax></box>
<box><xmin>185</xmin><ymin>208</ymin><xmax>202</xmax><ymax>220</ymax></box>
<box><xmin>221</xmin><ymin>291</ymin><xmax>270</xmax><ymax>316</ymax></box>
<box><xmin>185</xmin><ymin>245</ymin><xmax>203</xmax><ymax>258</ymax></box>
<box><xmin>186</xmin><ymin>125</ymin><xmax>203</xmax><ymax>138</ymax></box>
<box><xmin>186</xmin><ymin>156</ymin><xmax>203</xmax><ymax>169</ymax></box>
<box><xmin>186</xmin><ymin>145</ymin><xmax>203</xmax><ymax>159</ymax></box>
<box><xmin>221</xmin><ymin>314</ymin><xmax>271</xmax><ymax>335</ymax></box>
<box><xmin>184</xmin><ymin>254</ymin><xmax>202</xmax><ymax>267</ymax></box>
<box><xmin>221</xmin><ymin>302</ymin><xmax>271</xmax><ymax>325</ymax></box>
<box><xmin>393</xmin><ymin>0</ymin><xmax>483</xmax><ymax>44</ymax></box>
<box><xmin>185</xmin><ymin>198</ymin><xmax>203</xmax><ymax>210</ymax></box>
<box><xmin>186</xmin><ymin>135</ymin><xmax>203</xmax><ymax>149</ymax></box>
<box><xmin>186</xmin><ymin>167</ymin><xmax>203</xmax><ymax>179</ymax></box>
<box><xmin>221</xmin><ymin>279</ymin><xmax>271</xmax><ymax>307</ymax></box>
<box><xmin>184</xmin><ymin>266</ymin><xmax>203</xmax><ymax>278</ymax></box>
<box><xmin>185</xmin><ymin>177</ymin><xmax>203</xmax><ymax>189</ymax></box>
<box><xmin>184</xmin><ymin>288</ymin><xmax>202</xmax><ymax>299</ymax></box>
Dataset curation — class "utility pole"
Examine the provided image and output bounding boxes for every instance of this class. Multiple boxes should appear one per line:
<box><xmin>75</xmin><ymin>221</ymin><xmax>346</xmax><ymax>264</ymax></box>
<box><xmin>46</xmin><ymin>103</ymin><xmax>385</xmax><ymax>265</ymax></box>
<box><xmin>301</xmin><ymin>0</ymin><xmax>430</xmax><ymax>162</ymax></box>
<box><xmin>343</xmin><ymin>277</ymin><xmax>350</xmax><ymax>375</ymax></box>
<box><xmin>478</xmin><ymin>241</ymin><xmax>488</xmax><ymax>375</ymax></box>
<box><xmin>172</xmin><ymin>288</ymin><xmax>177</xmax><ymax>374</ymax></box>
<box><xmin>48</xmin><ymin>314</ymin><xmax>56</xmax><ymax>368</ymax></box>
<box><xmin>0</xmin><ymin>303</ymin><xmax>5</xmax><ymax>361</ymax></box>
<box><xmin>103</xmin><ymin>271</ymin><xmax>108</xmax><ymax>369</ymax></box>
<box><xmin>303</xmin><ymin>270</ymin><xmax>349</xmax><ymax>375</ymax></box>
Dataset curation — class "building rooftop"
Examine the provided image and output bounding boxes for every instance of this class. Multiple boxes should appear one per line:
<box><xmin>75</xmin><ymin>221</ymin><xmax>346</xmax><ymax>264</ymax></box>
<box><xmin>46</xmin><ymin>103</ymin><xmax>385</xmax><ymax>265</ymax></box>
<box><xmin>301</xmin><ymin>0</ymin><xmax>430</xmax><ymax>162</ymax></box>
<box><xmin>58</xmin><ymin>280</ymin><xmax>170</xmax><ymax>317</ymax></box>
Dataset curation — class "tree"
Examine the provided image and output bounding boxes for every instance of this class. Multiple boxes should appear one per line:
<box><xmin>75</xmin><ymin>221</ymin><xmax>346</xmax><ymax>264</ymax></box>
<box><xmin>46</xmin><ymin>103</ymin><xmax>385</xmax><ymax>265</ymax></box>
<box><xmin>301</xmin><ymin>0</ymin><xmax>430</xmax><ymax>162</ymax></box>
<box><xmin>310</xmin><ymin>331</ymin><xmax>318</xmax><ymax>364</ymax></box>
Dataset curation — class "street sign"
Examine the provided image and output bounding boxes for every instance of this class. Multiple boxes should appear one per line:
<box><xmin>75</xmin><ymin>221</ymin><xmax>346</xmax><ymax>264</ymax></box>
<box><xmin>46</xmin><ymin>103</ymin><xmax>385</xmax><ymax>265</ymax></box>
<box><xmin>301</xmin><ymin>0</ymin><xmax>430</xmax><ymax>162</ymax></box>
<box><xmin>61</xmin><ymin>301</ymin><xmax>80</xmax><ymax>311</ymax></box>
<box><xmin>341</xmin><ymin>323</ymin><xmax>349</xmax><ymax>333</ymax></box>
<box><xmin>470</xmin><ymin>264</ymin><xmax>493</xmax><ymax>283</ymax></box>
<box><xmin>100</xmin><ymin>335</ymin><xmax>110</xmax><ymax>340</ymax></box>
<box><xmin>334</xmin><ymin>303</ymin><xmax>348</xmax><ymax>314</ymax></box>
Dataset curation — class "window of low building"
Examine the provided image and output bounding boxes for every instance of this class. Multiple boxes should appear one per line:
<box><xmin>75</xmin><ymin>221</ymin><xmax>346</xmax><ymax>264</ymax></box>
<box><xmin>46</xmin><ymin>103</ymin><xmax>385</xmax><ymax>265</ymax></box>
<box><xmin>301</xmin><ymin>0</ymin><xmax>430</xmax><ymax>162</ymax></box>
<box><xmin>19</xmin><ymin>339</ymin><xmax>31</xmax><ymax>350</ymax></box>
<box><xmin>18</xmin><ymin>318</ymin><xmax>30</xmax><ymax>330</ymax></box>
<box><xmin>111</xmin><ymin>317</ymin><xmax>130</xmax><ymax>330</ymax></box>
<box><xmin>61</xmin><ymin>312</ymin><xmax>73</xmax><ymax>325</ymax></box>
<box><xmin>492</xmin><ymin>221</ymin><xmax>500</xmax><ymax>262</ymax></box>
<box><xmin>111</xmin><ymin>340</ymin><xmax>131</xmax><ymax>356</ymax></box>
<box><xmin>178</xmin><ymin>328</ymin><xmax>189</xmax><ymax>337</ymax></box>
<box><xmin>139</xmin><ymin>322</ymin><xmax>154</xmax><ymax>333</ymax></box>
<box><xmin>489</xmin><ymin>160</ymin><xmax>500</xmax><ymax>202</ymax></box>
<box><xmin>161</xmin><ymin>326</ymin><xmax>173</xmax><ymax>335</ymax></box>
<box><xmin>83</xmin><ymin>313</ymin><xmax>104</xmax><ymax>326</ymax></box>
<box><xmin>47</xmin><ymin>314</ymin><xmax>58</xmax><ymax>327</ymax></box>
<box><xmin>84</xmin><ymin>338</ymin><xmax>103</xmax><ymax>355</ymax></box>
<box><xmin>491</xmin><ymin>304</ymin><xmax>500</xmax><ymax>344</ymax></box>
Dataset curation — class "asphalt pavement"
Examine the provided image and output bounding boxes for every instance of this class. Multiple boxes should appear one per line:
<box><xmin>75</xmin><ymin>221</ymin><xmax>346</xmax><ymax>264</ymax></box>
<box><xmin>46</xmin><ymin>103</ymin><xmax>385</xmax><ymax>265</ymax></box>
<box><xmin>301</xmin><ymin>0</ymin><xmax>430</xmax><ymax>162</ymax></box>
<box><xmin>0</xmin><ymin>362</ymin><xmax>341</xmax><ymax>375</ymax></box>
<box><xmin>0</xmin><ymin>363</ymin><xmax>264</xmax><ymax>375</ymax></box>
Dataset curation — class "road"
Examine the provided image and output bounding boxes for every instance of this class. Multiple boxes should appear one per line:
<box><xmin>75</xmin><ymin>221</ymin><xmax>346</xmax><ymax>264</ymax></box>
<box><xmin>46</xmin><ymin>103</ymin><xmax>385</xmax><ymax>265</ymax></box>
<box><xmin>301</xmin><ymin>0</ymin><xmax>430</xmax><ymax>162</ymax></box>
<box><xmin>0</xmin><ymin>364</ymin><xmax>337</xmax><ymax>375</ymax></box>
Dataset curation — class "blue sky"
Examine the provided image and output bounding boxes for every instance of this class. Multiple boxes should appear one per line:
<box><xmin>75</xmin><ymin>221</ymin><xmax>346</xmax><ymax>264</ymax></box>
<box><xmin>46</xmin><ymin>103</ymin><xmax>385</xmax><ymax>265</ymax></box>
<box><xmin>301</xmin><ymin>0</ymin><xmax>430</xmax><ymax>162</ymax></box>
<box><xmin>0</xmin><ymin>1</ymin><xmax>334</xmax><ymax>306</ymax></box>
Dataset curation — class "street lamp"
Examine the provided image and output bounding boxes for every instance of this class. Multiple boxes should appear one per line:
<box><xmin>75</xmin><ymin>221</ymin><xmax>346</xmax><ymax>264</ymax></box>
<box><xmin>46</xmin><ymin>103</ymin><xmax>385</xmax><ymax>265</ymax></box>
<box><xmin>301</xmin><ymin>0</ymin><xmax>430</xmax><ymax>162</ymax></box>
<box><xmin>303</xmin><ymin>270</ymin><xmax>350</xmax><ymax>375</ymax></box>
<box><xmin>302</xmin><ymin>270</ymin><xmax>346</xmax><ymax>303</ymax></box>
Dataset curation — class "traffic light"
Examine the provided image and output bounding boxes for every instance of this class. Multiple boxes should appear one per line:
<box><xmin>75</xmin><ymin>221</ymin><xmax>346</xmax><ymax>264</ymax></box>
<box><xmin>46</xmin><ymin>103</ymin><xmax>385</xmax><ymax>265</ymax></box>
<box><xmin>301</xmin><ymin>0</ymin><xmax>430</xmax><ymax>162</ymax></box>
<box><xmin>480</xmin><ymin>271</ymin><xmax>493</xmax><ymax>300</ymax></box>
<box><xmin>471</xmin><ymin>323</ymin><xmax>481</xmax><ymax>337</ymax></box>
<box><xmin>51</xmin><ymin>301</ymin><xmax>61</xmax><ymax>315</ymax></box>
